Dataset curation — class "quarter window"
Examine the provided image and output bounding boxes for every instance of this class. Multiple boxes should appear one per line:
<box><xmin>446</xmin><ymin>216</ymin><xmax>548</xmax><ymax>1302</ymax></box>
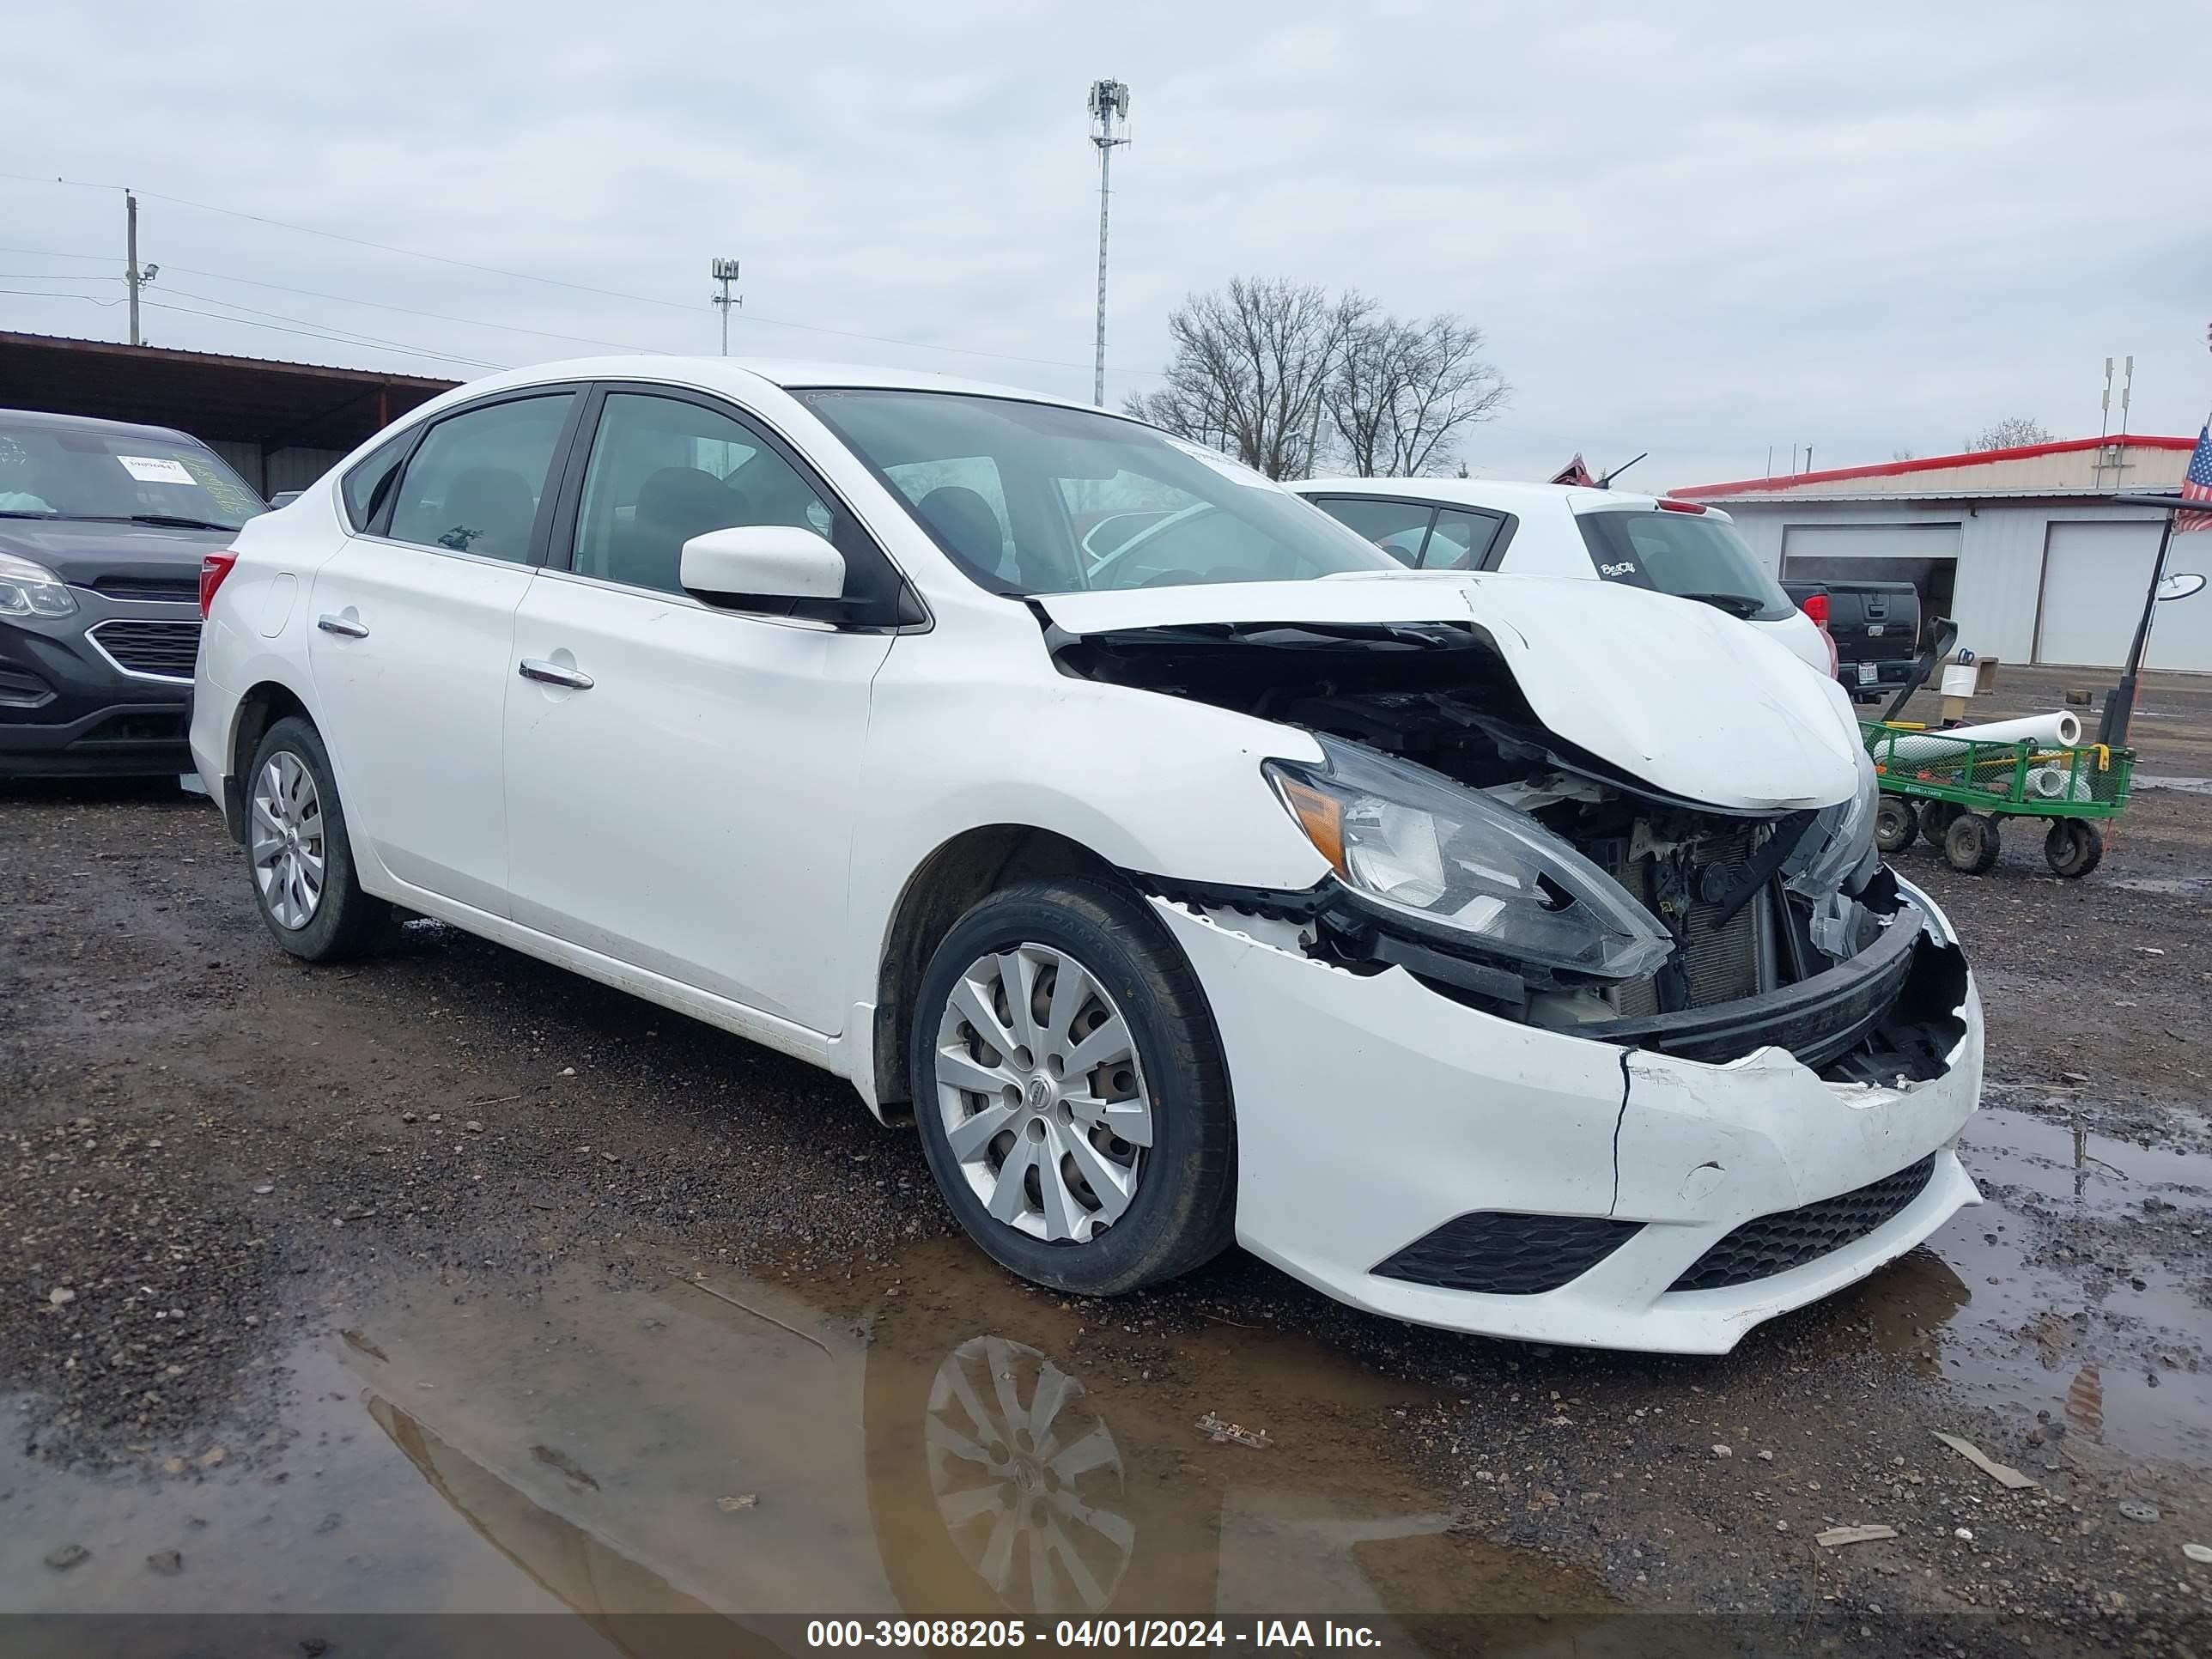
<box><xmin>340</xmin><ymin>429</ymin><xmax>414</xmax><ymax>532</ymax></box>
<box><xmin>384</xmin><ymin>393</ymin><xmax>577</xmax><ymax>563</ymax></box>
<box><xmin>1423</xmin><ymin>508</ymin><xmax>1507</xmax><ymax>570</ymax></box>
<box><xmin>569</xmin><ymin>393</ymin><xmax>836</xmax><ymax>596</ymax></box>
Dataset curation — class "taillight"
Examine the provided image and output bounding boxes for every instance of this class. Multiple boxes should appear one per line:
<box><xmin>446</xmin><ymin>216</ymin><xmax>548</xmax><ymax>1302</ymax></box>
<box><xmin>199</xmin><ymin>551</ymin><xmax>238</xmax><ymax>618</ymax></box>
<box><xmin>1801</xmin><ymin>592</ymin><xmax>1830</xmax><ymax>627</ymax></box>
<box><xmin>1656</xmin><ymin>497</ymin><xmax>1707</xmax><ymax>514</ymax></box>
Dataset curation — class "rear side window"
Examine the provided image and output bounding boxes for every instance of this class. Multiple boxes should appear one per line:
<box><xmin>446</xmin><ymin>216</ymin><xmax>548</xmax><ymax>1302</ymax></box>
<box><xmin>1423</xmin><ymin>507</ymin><xmax>1508</xmax><ymax>570</ymax></box>
<box><xmin>384</xmin><ymin>393</ymin><xmax>577</xmax><ymax>564</ymax></box>
<box><xmin>1575</xmin><ymin>509</ymin><xmax>1793</xmax><ymax>622</ymax></box>
<box><xmin>340</xmin><ymin>429</ymin><xmax>414</xmax><ymax>532</ymax></box>
<box><xmin>1309</xmin><ymin>496</ymin><xmax>1434</xmax><ymax>566</ymax></box>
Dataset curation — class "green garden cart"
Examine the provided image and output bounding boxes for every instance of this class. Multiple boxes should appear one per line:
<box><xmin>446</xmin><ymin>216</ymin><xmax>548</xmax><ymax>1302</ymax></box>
<box><xmin>1862</xmin><ymin>722</ymin><xmax>2134</xmax><ymax>878</ymax></box>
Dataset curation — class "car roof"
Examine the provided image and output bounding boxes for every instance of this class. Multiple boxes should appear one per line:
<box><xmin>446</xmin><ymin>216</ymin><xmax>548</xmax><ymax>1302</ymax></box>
<box><xmin>1293</xmin><ymin>476</ymin><xmax>1734</xmax><ymax>521</ymax></box>
<box><xmin>0</xmin><ymin>405</ymin><xmax>202</xmax><ymax>446</ymax></box>
<box><xmin>431</xmin><ymin>356</ymin><xmax>1103</xmax><ymax>412</ymax></box>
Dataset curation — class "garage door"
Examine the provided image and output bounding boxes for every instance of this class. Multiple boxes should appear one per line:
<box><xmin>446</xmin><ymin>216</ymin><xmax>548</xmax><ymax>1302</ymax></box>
<box><xmin>2038</xmin><ymin>521</ymin><xmax>2212</xmax><ymax>672</ymax></box>
<box><xmin>1779</xmin><ymin>523</ymin><xmax>1960</xmax><ymax>612</ymax></box>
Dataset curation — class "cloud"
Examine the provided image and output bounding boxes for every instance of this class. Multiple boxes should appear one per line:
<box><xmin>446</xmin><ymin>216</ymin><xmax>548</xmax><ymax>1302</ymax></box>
<box><xmin>3</xmin><ymin>0</ymin><xmax>2206</xmax><ymax>487</ymax></box>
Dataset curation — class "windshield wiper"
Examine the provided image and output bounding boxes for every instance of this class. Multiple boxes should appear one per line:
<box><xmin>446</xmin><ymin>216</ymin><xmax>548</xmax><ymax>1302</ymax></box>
<box><xmin>1674</xmin><ymin>591</ymin><xmax>1765</xmax><ymax>619</ymax></box>
<box><xmin>0</xmin><ymin>509</ymin><xmax>58</xmax><ymax>519</ymax></box>
<box><xmin>125</xmin><ymin>514</ymin><xmax>237</xmax><ymax>532</ymax></box>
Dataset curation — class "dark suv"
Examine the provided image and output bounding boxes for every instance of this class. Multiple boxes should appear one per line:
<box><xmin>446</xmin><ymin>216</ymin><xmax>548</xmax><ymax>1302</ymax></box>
<box><xmin>0</xmin><ymin>409</ymin><xmax>266</xmax><ymax>777</ymax></box>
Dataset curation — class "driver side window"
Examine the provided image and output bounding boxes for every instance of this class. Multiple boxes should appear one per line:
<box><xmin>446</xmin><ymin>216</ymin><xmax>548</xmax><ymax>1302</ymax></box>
<box><xmin>571</xmin><ymin>392</ymin><xmax>833</xmax><ymax>597</ymax></box>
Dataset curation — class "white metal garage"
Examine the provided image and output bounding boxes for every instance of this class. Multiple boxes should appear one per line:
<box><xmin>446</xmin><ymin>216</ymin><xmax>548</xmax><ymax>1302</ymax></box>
<box><xmin>2039</xmin><ymin>520</ymin><xmax>2212</xmax><ymax>672</ymax></box>
<box><xmin>1677</xmin><ymin>435</ymin><xmax>2205</xmax><ymax>673</ymax></box>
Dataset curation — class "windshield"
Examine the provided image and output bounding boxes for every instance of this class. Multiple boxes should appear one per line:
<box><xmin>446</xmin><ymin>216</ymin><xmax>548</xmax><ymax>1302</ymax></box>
<box><xmin>1574</xmin><ymin>508</ymin><xmax>1793</xmax><ymax>622</ymax></box>
<box><xmin>795</xmin><ymin>389</ymin><xmax>1398</xmax><ymax>594</ymax></box>
<box><xmin>0</xmin><ymin>418</ymin><xmax>267</xmax><ymax>531</ymax></box>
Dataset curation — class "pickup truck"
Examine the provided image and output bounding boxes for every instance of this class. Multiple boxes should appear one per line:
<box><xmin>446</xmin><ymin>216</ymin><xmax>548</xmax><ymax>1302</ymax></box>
<box><xmin>1783</xmin><ymin>579</ymin><xmax>1923</xmax><ymax>704</ymax></box>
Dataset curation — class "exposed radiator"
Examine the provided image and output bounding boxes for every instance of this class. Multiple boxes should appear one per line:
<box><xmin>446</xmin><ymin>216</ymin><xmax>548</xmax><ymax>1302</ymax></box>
<box><xmin>1607</xmin><ymin>826</ymin><xmax>1771</xmax><ymax>1017</ymax></box>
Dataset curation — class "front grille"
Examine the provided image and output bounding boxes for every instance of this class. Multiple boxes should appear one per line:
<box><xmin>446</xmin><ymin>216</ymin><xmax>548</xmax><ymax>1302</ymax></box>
<box><xmin>88</xmin><ymin>618</ymin><xmax>202</xmax><ymax>681</ymax></box>
<box><xmin>79</xmin><ymin>709</ymin><xmax>189</xmax><ymax>744</ymax></box>
<box><xmin>1375</xmin><ymin>1212</ymin><xmax>1644</xmax><ymax>1295</ymax></box>
<box><xmin>91</xmin><ymin>575</ymin><xmax>201</xmax><ymax>602</ymax></box>
<box><xmin>1668</xmin><ymin>1153</ymin><xmax>1938</xmax><ymax>1292</ymax></box>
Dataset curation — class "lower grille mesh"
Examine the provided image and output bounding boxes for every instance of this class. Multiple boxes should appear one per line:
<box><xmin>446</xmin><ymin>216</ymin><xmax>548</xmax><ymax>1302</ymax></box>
<box><xmin>1375</xmin><ymin>1212</ymin><xmax>1644</xmax><ymax>1296</ymax></box>
<box><xmin>1669</xmin><ymin>1153</ymin><xmax>1938</xmax><ymax>1292</ymax></box>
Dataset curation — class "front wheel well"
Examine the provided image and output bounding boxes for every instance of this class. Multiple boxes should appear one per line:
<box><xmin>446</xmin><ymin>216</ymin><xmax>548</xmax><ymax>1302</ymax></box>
<box><xmin>873</xmin><ymin>826</ymin><xmax>1126</xmax><ymax>1116</ymax></box>
<box><xmin>222</xmin><ymin>682</ymin><xmax>314</xmax><ymax>842</ymax></box>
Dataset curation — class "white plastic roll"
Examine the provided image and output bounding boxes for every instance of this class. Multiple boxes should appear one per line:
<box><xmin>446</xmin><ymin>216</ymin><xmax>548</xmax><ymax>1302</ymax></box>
<box><xmin>2027</xmin><ymin>765</ymin><xmax>2091</xmax><ymax>802</ymax></box>
<box><xmin>1939</xmin><ymin>710</ymin><xmax>2082</xmax><ymax>749</ymax></box>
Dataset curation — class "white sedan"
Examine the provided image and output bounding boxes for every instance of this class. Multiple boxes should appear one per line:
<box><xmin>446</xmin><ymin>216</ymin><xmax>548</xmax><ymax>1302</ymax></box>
<box><xmin>1287</xmin><ymin>476</ymin><xmax>1837</xmax><ymax>679</ymax></box>
<box><xmin>190</xmin><ymin>359</ymin><xmax>1983</xmax><ymax>1353</ymax></box>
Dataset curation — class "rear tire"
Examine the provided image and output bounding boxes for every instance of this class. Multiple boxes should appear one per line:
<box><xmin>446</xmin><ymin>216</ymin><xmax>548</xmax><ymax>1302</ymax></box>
<box><xmin>244</xmin><ymin>716</ymin><xmax>395</xmax><ymax>960</ymax></box>
<box><xmin>1873</xmin><ymin>796</ymin><xmax>1917</xmax><ymax>855</ymax></box>
<box><xmin>1942</xmin><ymin>811</ymin><xmax>2002</xmax><ymax>876</ymax></box>
<box><xmin>910</xmin><ymin>878</ymin><xmax>1236</xmax><ymax>1297</ymax></box>
<box><xmin>2044</xmin><ymin>819</ymin><xmax>2103</xmax><ymax>879</ymax></box>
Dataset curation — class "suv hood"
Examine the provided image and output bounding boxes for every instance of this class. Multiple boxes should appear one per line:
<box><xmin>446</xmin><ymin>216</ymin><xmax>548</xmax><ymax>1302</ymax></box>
<box><xmin>1038</xmin><ymin>572</ymin><xmax>1861</xmax><ymax>811</ymax></box>
<box><xmin>0</xmin><ymin>516</ymin><xmax>234</xmax><ymax>592</ymax></box>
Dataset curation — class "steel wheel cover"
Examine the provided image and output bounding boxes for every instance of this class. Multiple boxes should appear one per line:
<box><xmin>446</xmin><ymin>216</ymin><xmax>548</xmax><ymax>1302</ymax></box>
<box><xmin>925</xmin><ymin>1335</ymin><xmax>1133</xmax><ymax>1614</ymax></box>
<box><xmin>933</xmin><ymin>942</ymin><xmax>1152</xmax><ymax>1244</ymax></box>
<box><xmin>250</xmin><ymin>749</ymin><xmax>326</xmax><ymax>931</ymax></box>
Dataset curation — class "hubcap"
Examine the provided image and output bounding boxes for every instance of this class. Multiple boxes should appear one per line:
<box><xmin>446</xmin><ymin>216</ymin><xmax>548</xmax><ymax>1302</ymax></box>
<box><xmin>925</xmin><ymin>1335</ymin><xmax>1134</xmax><ymax>1614</ymax></box>
<box><xmin>933</xmin><ymin>942</ymin><xmax>1152</xmax><ymax>1244</ymax></box>
<box><xmin>250</xmin><ymin>749</ymin><xmax>326</xmax><ymax>931</ymax></box>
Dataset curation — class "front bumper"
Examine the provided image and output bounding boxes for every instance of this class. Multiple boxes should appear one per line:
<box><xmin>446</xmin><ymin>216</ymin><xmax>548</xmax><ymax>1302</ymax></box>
<box><xmin>0</xmin><ymin>596</ymin><xmax>198</xmax><ymax>778</ymax></box>
<box><xmin>1157</xmin><ymin>876</ymin><xmax>1983</xmax><ymax>1354</ymax></box>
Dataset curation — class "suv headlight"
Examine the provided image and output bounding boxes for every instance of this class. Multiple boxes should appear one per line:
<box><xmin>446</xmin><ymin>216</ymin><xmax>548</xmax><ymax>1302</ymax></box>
<box><xmin>0</xmin><ymin>552</ymin><xmax>76</xmax><ymax>618</ymax></box>
<box><xmin>1783</xmin><ymin>744</ymin><xmax>1879</xmax><ymax>898</ymax></box>
<box><xmin>1265</xmin><ymin>736</ymin><xmax>1674</xmax><ymax>981</ymax></box>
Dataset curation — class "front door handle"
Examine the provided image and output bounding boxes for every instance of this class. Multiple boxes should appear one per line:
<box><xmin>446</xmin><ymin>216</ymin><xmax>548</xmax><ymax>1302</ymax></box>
<box><xmin>519</xmin><ymin>658</ymin><xmax>595</xmax><ymax>690</ymax></box>
<box><xmin>316</xmin><ymin>613</ymin><xmax>370</xmax><ymax>639</ymax></box>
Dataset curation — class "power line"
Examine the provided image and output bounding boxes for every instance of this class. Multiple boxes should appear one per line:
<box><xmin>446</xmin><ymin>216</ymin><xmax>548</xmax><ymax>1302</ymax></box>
<box><xmin>138</xmin><ymin>299</ymin><xmax>507</xmax><ymax>370</ymax></box>
<box><xmin>153</xmin><ymin>283</ymin><xmax>512</xmax><ymax>368</ymax></box>
<box><xmin>0</xmin><ymin>177</ymin><xmax>1164</xmax><ymax>379</ymax></box>
<box><xmin>0</xmin><ymin>286</ymin><xmax>124</xmax><ymax>307</ymax></box>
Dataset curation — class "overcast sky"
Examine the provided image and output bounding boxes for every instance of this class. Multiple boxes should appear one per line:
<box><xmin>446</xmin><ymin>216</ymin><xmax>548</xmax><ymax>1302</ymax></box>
<box><xmin>4</xmin><ymin>1</ymin><xmax>2208</xmax><ymax>489</ymax></box>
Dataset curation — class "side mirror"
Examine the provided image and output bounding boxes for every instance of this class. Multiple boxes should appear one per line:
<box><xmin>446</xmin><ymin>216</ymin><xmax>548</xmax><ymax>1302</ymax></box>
<box><xmin>679</xmin><ymin>525</ymin><xmax>846</xmax><ymax>605</ymax></box>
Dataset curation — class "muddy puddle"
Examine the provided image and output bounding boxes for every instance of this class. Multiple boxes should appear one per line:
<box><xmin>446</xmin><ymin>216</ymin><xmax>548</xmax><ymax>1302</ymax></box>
<box><xmin>1856</xmin><ymin>1099</ymin><xmax>2212</xmax><ymax>1462</ymax></box>
<box><xmin>3</xmin><ymin>1239</ymin><xmax>1615</xmax><ymax>1644</ymax></box>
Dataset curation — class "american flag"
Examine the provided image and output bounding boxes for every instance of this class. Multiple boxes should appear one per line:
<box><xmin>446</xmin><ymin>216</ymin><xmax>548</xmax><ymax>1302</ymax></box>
<box><xmin>2181</xmin><ymin>418</ymin><xmax>2212</xmax><ymax>533</ymax></box>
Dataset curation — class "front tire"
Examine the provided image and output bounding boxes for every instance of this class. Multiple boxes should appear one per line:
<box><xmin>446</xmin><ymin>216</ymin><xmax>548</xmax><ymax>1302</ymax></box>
<box><xmin>1942</xmin><ymin>811</ymin><xmax>2002</xmax><ymax>875</ymax></box>
<box><xmin>2045</xmin><ymin>818</ymin><xmax>2104</xmax><ymax>878</ymax></box>
<box><xmin>245</xmin><ymin>716</ymin><xmax>393</xmax><ymax>959</ymax></box>
<box><xmin>910</xmin><ymin>878</ymin><xmax>1236</xmax><ymax>1297</ymax></box>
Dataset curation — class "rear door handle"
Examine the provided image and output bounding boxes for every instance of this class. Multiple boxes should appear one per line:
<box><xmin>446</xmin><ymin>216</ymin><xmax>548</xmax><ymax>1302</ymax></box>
<box><xmin>316</xmin><ymin>613</ymin><xmax>369</xmax><ymax>639</ymax></box>
<box><xmin>519</xmin><ymin>658</ymin><xmax>595</xmax><ymax>690</ymax></box>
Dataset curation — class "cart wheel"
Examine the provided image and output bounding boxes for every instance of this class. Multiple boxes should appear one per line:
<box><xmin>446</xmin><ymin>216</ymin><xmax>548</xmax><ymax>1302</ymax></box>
<box><xmin>1943</xmin><ymin>812</ymin><xmax>2002</xmax><ymax>875</ymax></box>
<box><xmin>1874</xmin><ymin>797</ymin><xmax>1918</xmax><ymax>854</ymax></box>
<box><xmin>1920</xmin><ymin>800</ymin><xmax>1962</xmax><ymax>842</ymax></box>
<box><xmin>2044</xmin><ymin>819</ymin><xmax>2104</xmax><ymax>879</ymax></box>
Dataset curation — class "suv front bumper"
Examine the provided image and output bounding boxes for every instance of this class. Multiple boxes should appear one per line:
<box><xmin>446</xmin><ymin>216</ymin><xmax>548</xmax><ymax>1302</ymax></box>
<box><xmin>0</xmin><ymin>595</ymin><xmax>198</xmax><ymax>778</ymax></box>
<box><xmin>1157</xmin><ymin>875</ymin><xmax>1982</xmax><ymax>1354</ymax></box>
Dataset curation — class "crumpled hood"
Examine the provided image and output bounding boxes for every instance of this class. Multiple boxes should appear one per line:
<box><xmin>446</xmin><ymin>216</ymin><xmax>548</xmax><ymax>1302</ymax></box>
<box><xmin>1037</xmin><ymin>571</ymin><xmax>1863</xmax><ymax>811</ymax></box>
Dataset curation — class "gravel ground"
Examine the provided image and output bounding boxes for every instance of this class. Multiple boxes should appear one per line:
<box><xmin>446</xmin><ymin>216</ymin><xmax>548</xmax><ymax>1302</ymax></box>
<box><xmin>4</xmin><ymin>676</ymin><xmax>2210</xmax><ymax>1650</ymax></box>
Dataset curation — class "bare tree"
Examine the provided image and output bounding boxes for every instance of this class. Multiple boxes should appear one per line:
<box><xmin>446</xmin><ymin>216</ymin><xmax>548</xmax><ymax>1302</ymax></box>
<box><xmin>1328</xmin><ymin>313</ymin><xmax>1509</xmax><ymax>477</ymax></box>
<box><xmin>1892</xmin><ymin>447</ymin><xmax>1916</xmax><ymax>462</ymax></box>
<box><xmin>1124</xmin><ymin>278</ymin><xmax>1371</xmax><ymax>479</ymax></box>
<box><xmin>1966</xmin><ymin>417</ymin><xmax>2052</xmax><ymax>452</ymax></box>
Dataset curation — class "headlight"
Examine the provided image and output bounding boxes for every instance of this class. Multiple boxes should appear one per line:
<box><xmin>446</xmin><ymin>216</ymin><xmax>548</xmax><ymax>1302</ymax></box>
<box><xmin>1265</xmin><ymin>736</ymin><xmax>1674</xmax><ymax>981</ymax></box>
<box><xmin>0</xmin><ymin>552</ymin><xmax>76</xmax><ymax>619</ymax></box>
<box><xmin>1784</xmin><ymin>744</ymin><xmax>1879</xmax><ymax>898</ymax></box>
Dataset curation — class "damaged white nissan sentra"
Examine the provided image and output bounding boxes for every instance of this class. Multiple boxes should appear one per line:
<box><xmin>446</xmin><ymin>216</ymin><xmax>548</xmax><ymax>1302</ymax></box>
<box><xmin>190</xmin><ymin>359</ymin><xmax>1983</xmax><ymax>1353</ymax></box>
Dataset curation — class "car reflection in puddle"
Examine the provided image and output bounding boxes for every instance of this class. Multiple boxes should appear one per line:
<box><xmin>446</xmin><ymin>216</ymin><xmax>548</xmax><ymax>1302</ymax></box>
<box><xmin>335</xmin><ymin>1238</ymin><xmax>1613</xmax><ymax>1649</ymax></box>
<box><xmin>1850</xmin><ymin>1100</ymin><xmax>2212</xmax><ymax>1464</ymax></box>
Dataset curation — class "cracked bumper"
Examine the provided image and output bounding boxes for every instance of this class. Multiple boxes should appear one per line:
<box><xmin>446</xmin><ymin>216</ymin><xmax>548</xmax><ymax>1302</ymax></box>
<box><xmin>1152</xmin><ymin>877</ymin><xmax>1984</xmax><ymax>1354</ymax></box>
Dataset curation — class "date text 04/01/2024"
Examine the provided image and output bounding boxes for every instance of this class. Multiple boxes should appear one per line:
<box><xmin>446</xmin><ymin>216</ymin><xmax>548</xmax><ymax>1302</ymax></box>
<box><xmin>803</xmin><ymin>1620</ymin><xmax>1383</xmax><ymax>1650</ymax></box>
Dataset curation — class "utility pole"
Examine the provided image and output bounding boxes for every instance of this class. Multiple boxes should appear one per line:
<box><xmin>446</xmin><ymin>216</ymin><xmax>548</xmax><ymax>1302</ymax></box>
<box><xmin>125</xmin><ymin>191</ymin><xmax>142</xmax><ymax>347</ymax></box>
<box><xmin>710</xmin><ymin>258</ymin><xmax>741</xmax><ymax>356</ymax></box>
<box><xmin>1087</xmin><ymin>78</ymin><xmax>1131</xmax><ymax>408</ymax></box>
